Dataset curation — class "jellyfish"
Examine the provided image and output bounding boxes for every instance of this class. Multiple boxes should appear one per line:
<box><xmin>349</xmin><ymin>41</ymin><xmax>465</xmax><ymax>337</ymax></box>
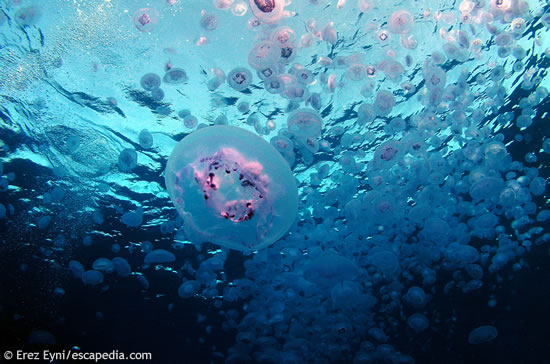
<box><xmin>118</xmin><ymin>148</ymin><xmax>138</xmax><ymax>172</ymax></box>
<box><xmin>388</xmin><ymin>10</ymin><xmax>414</xmax><ymax>34</ymax></box>
<box><xmin>377</xmin><ymin>59</ymin><xmax>404</xmax><ymax>82</ymax></box>
<box><xmin>279</xmin><ymin>43</ymin><xmax>297</xmax><ymax>64</ymax></box>
<box><xmin>151</xmin><ymin>88</ymin><xmax>165</xmax><ymax>101</ymax></box>
<box><xmin>248</xmin><ymin>41</ymin><xmax>281</xmax><ymax>70</ymax></box>
<box><xmin>92</xmin><ymin>258</ymin><xmax>114</xmax><ymax>273</ymax></box>
<box><xmin>321</xmin><ymin>22</ymin><xmax>337</xmax><ymax>45</ymax></box>
<box><xmin>468</xmin><ymin>325</ymin><xmax>498</xmax><ymax>344</ymax></box>
<box><xmin>357</xmin><ymin>103</ymin><xmax>376</xmax><ymax>126</ymax></box>
<box><xmin>293</xmin><ymin>67</ymin><xmax>314</xmax><ymax>85</ymax></box>
<box><xmin>140</xmin><ymin>73</ymin><xmax>161</xmax><ymax>91</ymax></box>
<box><xmin>346</xmin><ymin>64</ymin><xmax>368</xmax><ymax>81</ymax></box>
<box><xmin>373</xmin><ymin>90</ymin><xmax>396</xmax><ymax>116</ymax></box>
<box><xmin>207</xmin><ymin>68</ymin><xmax>226</xmax><ymax>91</ymax></box>
<box><xmin>183</xmin><ymin>115</ymin><xmax>198</xmax><ymax>129</ymax></box>
<box><xmin>227</xmin><ymin>67</ymin><xmax>253</xmax><ymax>91</ymax></box>
<box><xmin>163</xmin><ymin>68</ymin><xmax>188</xmax><ymax>84</ymax></box>
<box><xmin>249</xmin><ymin>0</ymin><xmax>284</xmax><ymax>24</ymax></box>
<box><xmin>257</xmin><ymin>65</ymin><xmax>278</xmax><ymax>81</ymax></box>
<box><xmin>200</xmin><ymin>13</ymin><xmax>218</xmax><ymax>31</ymax></box>
<box><xmin>423</xmin><ymin>62</ymin><xmax>446</xmax><ymax>90</ymax></box>
<box><xmin>145</xmin><ymin>249</ymin><xmax>176</xmax><ymax>264</ymax></box>
<box><xmin>237</xmin><ymin>101</ymin><xmax>250</xmax><ymax>113</ymax></box>
<box><xmin>112</xmin><ymin>257</ymin><xmax>131</xmax><ymax>277</ymax></box>
<box><xmin>164</xmin><ymin>125</ymin><xmax>298</xmax><ymax>251</ymax></box>
<box><xmin>138</xmin><ymin>129</ymin><xmax>154</xmax><ymax>149</ymax></box>
<box><xmin>286</xmin><ymin>108</ymin><xmax>323</xmax><ymax>138</ymax></box>
<box><xmin>270</xmin><ymin>135</ymin><xmax>294</xmax><ymax>154</ymax></box>
<box><xmin>231</xmin><ymin>1</ymin><xmax>248</xmax><ymax>16</ymax></box>
<box><xmin>442</xmin><ymin>42</ymin><xmax>468</xmax><ymax>62</ymax></box>
<box><xmin>408</xmin><ymin>314</ymin><xmax>429</xmax><ymax>333</ymax></box>
<box><xmin>133</xmin><ymin>8</ymin><xmax>159</xmax><ymax>33</ymax></box>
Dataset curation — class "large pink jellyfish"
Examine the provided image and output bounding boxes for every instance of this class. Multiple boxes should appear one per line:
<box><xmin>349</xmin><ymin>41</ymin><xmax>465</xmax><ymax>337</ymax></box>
<box><xmin>165</xmin><ymin>126</ymin><xmax>298</xmax><ymax>251</ymax></box>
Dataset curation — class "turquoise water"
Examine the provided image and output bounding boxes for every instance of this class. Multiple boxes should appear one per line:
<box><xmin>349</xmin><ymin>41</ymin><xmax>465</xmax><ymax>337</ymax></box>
<box><xmin>0</xmin><ymin>0</ymin><xmax>549</xmax><ymax>362</ymax></box>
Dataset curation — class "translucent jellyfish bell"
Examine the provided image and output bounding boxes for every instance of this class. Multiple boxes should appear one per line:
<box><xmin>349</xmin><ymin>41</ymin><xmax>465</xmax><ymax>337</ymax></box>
<box><xmin>249</xmin><ymin>0</ymin><xmax>284</xmax><ymax>24</ymax></box>
<box><xmin>133</xmin><ymin>8</ymin><xmax>159</xmax><ymax>33</ymax></box>
<box><xmin>227</xmin><ymin>67</ymin><xmax>253</xmax><ymax>91</ymax></box>
<box><xmin>165</xmin><ymin>125</ymin><xmax>298</xmax><ymax>251</ymax></box>
<box><xmin>286</xmin><ymin>108</ymin><xmax>323</xmax><ymax>138</ymax></box>
<box><xmin>163</xmin><ymin>68</ymin><xmax>188</xmax><ymax>85</ymax></box>
<box><xmin>388</xmin><ymin>10</ymin><xmax>414</xmax><ymax>34</ymax></box>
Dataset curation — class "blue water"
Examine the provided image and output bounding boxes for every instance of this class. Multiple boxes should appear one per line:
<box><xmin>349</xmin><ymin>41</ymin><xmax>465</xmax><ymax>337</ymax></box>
<box><xmin>0</xmin><ymin>0</ymin><xmax>549</xmax><ymax>363</ymax></box>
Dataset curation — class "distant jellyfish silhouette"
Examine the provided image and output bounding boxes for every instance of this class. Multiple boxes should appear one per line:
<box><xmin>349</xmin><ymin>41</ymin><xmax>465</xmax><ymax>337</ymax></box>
<box><xmin>286</xmin><ymin>108</ymin><xmax>323</xmax><ymax>138</ymax></box>
<box><xmin>248</xmin><ymin>41</ymin><xmax>281</xmax><ymax>70</ymax></box>
<box><xmin>138</xmin><ymin>129</ymin><xmax>153</xmax><ymax>149</ymax></box>
<box><xmin>388</xmin><ymin>10</ymin><xmax>414</xmax><ymax>34</ymax></box>
<box><xmin>118</xmin><ymin>148</ymin><xmax>137</xmax><ymax>172</ymax></box>
<box><xmin>133</xmin><ymin>8</ymin><xmax>159</xmax><ymax>32</ymax></box>
<box><xmin>140</xmin><ymin>73</ymin><xmax>161</xmax><ymax>91</ymax></box>
<box><xmin>151</xmin><ymin>88</ymin><xmax>165</xmax><ymax>101</ymax></box>
<box><xmin>200</xmin><ymin>13</ymin><xmax>219</xmax><ymax>31</ymax></box>
<box><xmin>165</xmin><ymin>125</ymin><xmax>298</xmax><ymax>251</ymax></box>
<box><xmin>163</xmin><ymin>68</ymin><xmax>188</xmax><ymax>85</ymax></box>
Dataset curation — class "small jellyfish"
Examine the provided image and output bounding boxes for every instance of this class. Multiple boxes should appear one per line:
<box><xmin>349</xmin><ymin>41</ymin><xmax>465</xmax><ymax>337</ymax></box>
<box><xmin>139</xmin><ymin>129</ymin><xmax>154</xmax><ymax>149</ymax></box>
<box><xmin>322</xmin><ymin>22</ymin><xmax>337</xmax><ymax>45</ymax></box>
<box><xmin>118</xmin><ymin>148</ymin><xmax>138</xmax><ymax>172</ymax></box>
<box><xmin>388</xmin><ymin>10</ymin><xmax>414</xmax><ymax>34</ymax></box>
<box><xmin>286</xmin><ymin>108</ymin><xmax>323</xmax><ymax>138</ymax></box>
<box><xmin>442</xmin><ymin>42</ymin><xmax>468</xmax><ymax>62</ymax></box>
<box><xmin>510</xmin><ymin>17</ymin><xmax>525</xmax><ymax>33</ymax></box>
<box><xmin>151</xmin><ymin>88</ymin><xmax>165</xmax><ymax>101</ymax></box>
<box><xmin>200</xmin><ymin>13</ymin><xmax>218</xmax><ymax>31</ymax></box>
<box><xmin>346</xmin><ymin>64</ymin><xmax>368</xmax><ymax>81</ymax></box>
<box><xmin>249</xmin><ymin>0</ymin><xmax>284</xmax><ymax>24</ymax></box>
<box><xmin>373</xmin><ymin>90</ymin><xmax>396</xmax><ymax>116</ymax></box>
<box><xmin>227</xmin><ymin>67</ymin><xmax>253</xmax><ymax>91</ymax></box>
<box><xmin>133</xmin><ymin>8</ymin><xmax>160</xmax><ymax>33</ymax></box>
<box><xmin>271</xmin><ymin>26</ymin><xmax>296</xmax><ymax>46</ymax></box>
<box><xmin>183</xmin><ymin>115</ymin><xmax>198</xmax><ymax>129</ymax></box>
<box><xmin>237</xmin><ymin>101</ymin><xmax>250</xmax><ymax>113</ymax></box>
<box><xmin>163</xmin><ymin>68</ymin><xmax>188</xmax><ymax>85</ymax></box>
<box><xmin>357</xmin><ymin>103</ymin><xmax>376</xmax><ymax>126</ymax></box>
<box><xmin>232</xmin><ymin>1</ymin><xmax>249</xmax><ymax>16</ymax></box>
<box><xmin>279</xmin><ymin>43</ymin><xmax>297</xmax><ymax>64</ymax></box>
<box><xmin>257</xmin><ymin>65</ymin><xmax>278</xmax><ymax>81</ymax></box>
<box><xmin>214</xmin><ymin>114</ymin><xmax>229</xmax><ymax>125</ymax></box>
<box><xmin>294</xmin><ymin>67</ymin><xmax>314</xmax><ymax>85</ymax></box>
<box><xmin>377</xmin><ymin>59</ymin><xmax>404</xmax><ymax>82</ymax></box>
<box><xmin>468</xmin><ymin>325</ymin><xmax>498</xmax><ymax>344</ymax></box>
<box><xmin>248</xmin><ymin>41</ymin><xmax>281</xmax><ymax>70</ymax></box>
<box><xmin>207</xmin><ymin>68</ymin><xmax>226</xmax><ymax>91</ymax></box>
<box><xmin>140</xmin><ymin>73</ymin><xmax>161</xmax><ymax>91</ymax></box>
<box><xmin>408</xmin><ymin>314</ymin><xmax>429</xmax><ymax>333</ymax></box>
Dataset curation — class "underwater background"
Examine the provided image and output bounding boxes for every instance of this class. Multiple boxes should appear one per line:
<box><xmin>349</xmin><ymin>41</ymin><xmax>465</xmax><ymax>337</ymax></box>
<box><xmin>0</xmin><ymin>0</ymin><xmax>549</xmax><ymax>363</ymax></box>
